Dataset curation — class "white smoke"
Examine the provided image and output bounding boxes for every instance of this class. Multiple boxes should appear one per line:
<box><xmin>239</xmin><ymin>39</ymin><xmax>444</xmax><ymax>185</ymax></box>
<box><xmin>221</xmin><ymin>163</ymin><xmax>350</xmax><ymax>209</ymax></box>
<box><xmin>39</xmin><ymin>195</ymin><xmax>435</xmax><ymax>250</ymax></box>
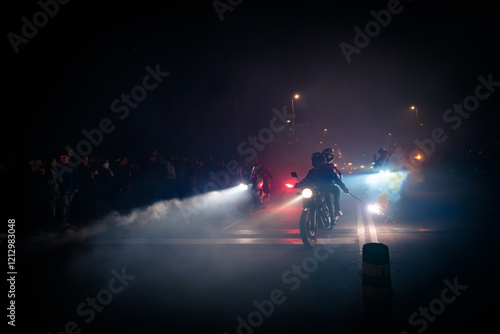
<box><xmin>26</xmin><ymin>185</ymin><xmax>252</xmax><ymax>253</ymax></box>
<box><xmin>365</xmin><ymin>170</ymin><xmax>409</xmax><ymax>212</ymax></box>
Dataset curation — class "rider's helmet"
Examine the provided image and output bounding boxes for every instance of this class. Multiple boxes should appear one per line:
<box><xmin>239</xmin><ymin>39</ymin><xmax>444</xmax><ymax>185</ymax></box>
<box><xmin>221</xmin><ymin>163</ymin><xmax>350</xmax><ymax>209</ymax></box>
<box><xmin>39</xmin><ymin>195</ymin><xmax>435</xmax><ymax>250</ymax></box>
<box><xmin>311</xmin><ymin>152</ymin><xmax>326</xmax><ymax>168</ymax></box>
<box><xmin>322</xmin><ymin>148</ymin><xmax>335</xmax><ymax>164</ymax></box>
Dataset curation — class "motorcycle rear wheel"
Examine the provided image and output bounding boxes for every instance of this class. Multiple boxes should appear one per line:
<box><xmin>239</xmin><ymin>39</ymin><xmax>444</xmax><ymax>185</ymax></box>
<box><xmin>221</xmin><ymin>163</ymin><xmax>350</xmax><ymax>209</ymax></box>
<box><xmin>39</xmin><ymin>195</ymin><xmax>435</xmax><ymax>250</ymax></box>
<box><xmin>300</xmin><ymin>209</ymin><xmax>317</xmax><ymax>248</ymax></box>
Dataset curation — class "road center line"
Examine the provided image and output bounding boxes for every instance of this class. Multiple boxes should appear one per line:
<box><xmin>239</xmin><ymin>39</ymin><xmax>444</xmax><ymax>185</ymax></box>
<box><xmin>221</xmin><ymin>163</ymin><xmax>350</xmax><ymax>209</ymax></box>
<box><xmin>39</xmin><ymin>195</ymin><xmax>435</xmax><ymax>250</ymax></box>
<box><xmin>367</xmin><ymin>209</ymin><xmax>379</xmax><ymax>243</ymax></box>
<box><xmin>357</xmin><ymin>204</ymin><xmax>366</xmax><ymax>255</ymax></box>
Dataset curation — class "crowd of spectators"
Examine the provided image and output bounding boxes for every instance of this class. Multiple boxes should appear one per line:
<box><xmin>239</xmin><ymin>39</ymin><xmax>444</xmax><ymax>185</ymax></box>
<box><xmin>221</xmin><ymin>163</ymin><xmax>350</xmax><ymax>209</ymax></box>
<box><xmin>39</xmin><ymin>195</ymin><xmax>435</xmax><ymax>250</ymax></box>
<box><xmin>7</xmin><ymin>142</ymin><xmax>499</xmax><ymax>237</ymax></box>
<box><xmin>21</xmin><ymin>148</ymin><xmax>248</xmax><ymax>235</ymax></box>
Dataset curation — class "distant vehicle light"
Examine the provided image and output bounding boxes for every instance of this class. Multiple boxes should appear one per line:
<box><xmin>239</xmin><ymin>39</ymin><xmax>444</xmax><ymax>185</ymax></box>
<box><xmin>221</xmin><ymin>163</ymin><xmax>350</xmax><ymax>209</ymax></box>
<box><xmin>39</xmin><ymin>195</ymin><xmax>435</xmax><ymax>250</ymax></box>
<box><xmin>285</xmin><ymin>183</ymin><xmax>294</xmax><ymax>189</ymax></box>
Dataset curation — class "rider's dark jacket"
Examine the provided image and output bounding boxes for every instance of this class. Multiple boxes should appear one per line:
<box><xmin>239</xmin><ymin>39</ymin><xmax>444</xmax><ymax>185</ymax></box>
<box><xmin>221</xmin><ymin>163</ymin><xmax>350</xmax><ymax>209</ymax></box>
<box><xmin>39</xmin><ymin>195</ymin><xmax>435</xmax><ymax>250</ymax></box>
<box><xmin>300</xmin><ymin>163</ymin><xmax>348</xmax><ymax>192</ymax></box>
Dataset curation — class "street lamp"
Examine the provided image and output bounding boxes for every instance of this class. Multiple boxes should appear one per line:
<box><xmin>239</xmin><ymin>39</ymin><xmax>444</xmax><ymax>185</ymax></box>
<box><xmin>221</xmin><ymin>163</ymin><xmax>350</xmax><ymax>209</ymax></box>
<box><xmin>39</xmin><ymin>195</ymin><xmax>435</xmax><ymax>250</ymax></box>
<box><xmin>410</xmin><ymin>105</ymin><xmax>418</xmax><ymax>122</ymax></box>
<box><xmin>291</xmin><ymin>94</ymin><xmax>299</xmax><ymax>135</ymax></box>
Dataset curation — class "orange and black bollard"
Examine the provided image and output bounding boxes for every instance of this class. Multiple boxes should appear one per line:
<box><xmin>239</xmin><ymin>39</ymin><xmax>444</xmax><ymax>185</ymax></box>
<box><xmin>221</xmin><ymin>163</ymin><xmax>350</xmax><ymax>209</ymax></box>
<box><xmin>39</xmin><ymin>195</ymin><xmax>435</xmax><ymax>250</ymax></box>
<box><xmin>362</xmin><ymin>242</ymin><xmax>393</xmax><ymax>333</ymax></box>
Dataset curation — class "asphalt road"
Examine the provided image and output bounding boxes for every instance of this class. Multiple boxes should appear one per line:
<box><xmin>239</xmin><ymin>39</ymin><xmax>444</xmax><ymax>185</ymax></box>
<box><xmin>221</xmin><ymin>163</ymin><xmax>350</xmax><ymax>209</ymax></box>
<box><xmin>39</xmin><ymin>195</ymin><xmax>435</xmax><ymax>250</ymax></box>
<box><xmin>13</xmin><ymin>167</ymin><xmax>500</xmax><ymax>334</ymax></box>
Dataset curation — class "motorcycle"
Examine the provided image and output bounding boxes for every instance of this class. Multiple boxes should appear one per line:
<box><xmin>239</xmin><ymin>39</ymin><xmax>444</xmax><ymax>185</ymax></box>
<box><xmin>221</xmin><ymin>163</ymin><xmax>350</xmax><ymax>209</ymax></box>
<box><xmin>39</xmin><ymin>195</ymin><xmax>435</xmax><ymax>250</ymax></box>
<box><xmin>291</xmin><ymin>172</ymin><xmax>334</xmax><ymax>248</ymax></box>
<box><xmin>241</xmin><ymin>166</ymin><xmax>269</xmax><ymax>213</ymax></box>
<box><xmin>372</xmin><ymin>151</ymin><xmax>405</xmax><ymax>173</ymax></box>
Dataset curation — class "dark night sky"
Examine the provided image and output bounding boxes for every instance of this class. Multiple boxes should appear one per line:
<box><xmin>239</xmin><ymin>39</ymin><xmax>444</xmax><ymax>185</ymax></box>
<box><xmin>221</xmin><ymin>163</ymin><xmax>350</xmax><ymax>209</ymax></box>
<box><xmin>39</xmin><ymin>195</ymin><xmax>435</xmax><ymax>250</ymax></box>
<box><xmin>3</xmin><ymin>0</ymin><xmax>500</xmax><ymax>165</ymax></box>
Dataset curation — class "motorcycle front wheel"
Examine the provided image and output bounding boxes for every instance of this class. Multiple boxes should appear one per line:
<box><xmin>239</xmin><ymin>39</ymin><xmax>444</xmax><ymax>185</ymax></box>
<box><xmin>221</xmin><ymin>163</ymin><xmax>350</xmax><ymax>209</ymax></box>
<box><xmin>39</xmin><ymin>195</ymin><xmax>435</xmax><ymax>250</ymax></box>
<box><xmin>300</xmin><ymin>209</ymin><xmax>317</xmax><ymax>248</ymax></box>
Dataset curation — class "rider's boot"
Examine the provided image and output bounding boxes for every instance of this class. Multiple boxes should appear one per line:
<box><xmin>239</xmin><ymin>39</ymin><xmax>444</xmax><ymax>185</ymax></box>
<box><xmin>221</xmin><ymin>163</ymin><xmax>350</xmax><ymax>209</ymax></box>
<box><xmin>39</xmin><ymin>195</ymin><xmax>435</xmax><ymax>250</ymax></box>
<box><xmin>334</xmin><ymin>211</ymin><xmax>342</xmax><ymax>224</ymax></box>
<box><xmin>328</xmin><ymin>211</ymin><xmax>342</xmax><ymax>229</ymax></box>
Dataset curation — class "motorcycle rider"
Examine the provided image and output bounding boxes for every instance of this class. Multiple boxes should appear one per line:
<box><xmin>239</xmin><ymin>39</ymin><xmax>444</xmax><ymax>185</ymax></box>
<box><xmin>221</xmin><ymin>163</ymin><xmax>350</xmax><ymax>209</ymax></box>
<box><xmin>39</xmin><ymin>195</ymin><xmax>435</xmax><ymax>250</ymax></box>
<box><xmin>246</xmin><ymin>157</ymin><xmax>273</xmax><ymax>205</ymax></box>
<box><xmin>373</xmin><ymin>147</ymin><xmax>390</xmax><ymax>170</ymax></box>
<box><xmin>322</xmin><ymin>148</ymin><xmax>343</xmax><ymax>180</ymax></box>
<box><xmin>297</xmin><ymin>152</ymin><xmax>349</xmax><ymax>226</ymax></box>
<box><xmin>255</xmin><ymin>158</ymin><xmax>273</xmax><ymax>201</ymax></box>
<box><xmin>321</xmin><ymin>148</ymin><xmax>347</xmax><ymax>221</ymax></box>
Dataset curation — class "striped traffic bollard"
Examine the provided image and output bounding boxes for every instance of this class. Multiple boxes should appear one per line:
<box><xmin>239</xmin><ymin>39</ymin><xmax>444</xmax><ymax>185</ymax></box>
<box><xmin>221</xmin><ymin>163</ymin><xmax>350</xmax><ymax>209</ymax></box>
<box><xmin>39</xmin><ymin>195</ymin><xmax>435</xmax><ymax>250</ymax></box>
<box><xmin>362</xmin><ymin>242</ymin><xmax>393</xmax><ymax>333</ymax></box>
<box><xmin>363</xmin><ymin>242</ymin><xmax>392</xmax><ymax>299</ymax></box>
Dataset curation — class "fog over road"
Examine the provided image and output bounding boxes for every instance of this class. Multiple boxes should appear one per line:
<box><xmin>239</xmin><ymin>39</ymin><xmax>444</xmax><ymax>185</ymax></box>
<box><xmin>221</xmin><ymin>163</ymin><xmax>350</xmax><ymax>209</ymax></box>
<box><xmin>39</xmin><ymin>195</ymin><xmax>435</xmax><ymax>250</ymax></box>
<box><xmin>14</xmin><ymin>167</ymin><xmax>498</xmax><ymax>334</ymax></box>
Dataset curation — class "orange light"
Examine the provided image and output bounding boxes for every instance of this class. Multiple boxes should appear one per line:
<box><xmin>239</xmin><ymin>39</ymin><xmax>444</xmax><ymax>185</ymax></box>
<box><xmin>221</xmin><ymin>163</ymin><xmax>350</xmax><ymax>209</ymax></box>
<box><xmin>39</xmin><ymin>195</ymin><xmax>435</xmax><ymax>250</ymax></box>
<box><xmin>414</xmin><ymin>154</ymin><xmax>422</xmax><ymax>160</ymax></box>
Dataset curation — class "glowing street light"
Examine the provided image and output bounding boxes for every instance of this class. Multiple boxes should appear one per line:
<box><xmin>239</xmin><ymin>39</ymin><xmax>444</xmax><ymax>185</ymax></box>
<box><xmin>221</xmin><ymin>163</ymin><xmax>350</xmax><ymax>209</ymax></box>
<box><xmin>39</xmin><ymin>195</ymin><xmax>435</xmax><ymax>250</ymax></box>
<box><xmin>410</xmin><ymin>105</ymin><xmax>418</xmax><ymax>122</ymax></box>
<box><xmin>291</xmin><ymin>94</ymin><xmax>300</xmax><ymax>135</ymax></box>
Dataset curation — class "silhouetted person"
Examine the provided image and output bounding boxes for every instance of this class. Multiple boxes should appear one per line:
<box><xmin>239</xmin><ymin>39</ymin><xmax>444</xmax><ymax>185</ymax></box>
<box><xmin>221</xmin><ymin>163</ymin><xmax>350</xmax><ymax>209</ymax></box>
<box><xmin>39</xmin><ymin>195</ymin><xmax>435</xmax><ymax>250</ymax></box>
<box><xmin>58</xmin><ymin>154</ymin><xmax>79</xmax><ymax>227</ymax></box>
<box><xmin>145</xmin><ymin>153</ymin><xmax>165</xmax><ymax>203</ymax></box>
<box><xmin>164</xmin><ymin>154</ymin><xmax>177</xmax><ymax>198</ymax></box>
<box><xmin>77</xmin><ymin>156</ymin><xmax>97</xmax><ymax>220</ymax></box>
<box><xmin>114</xmin><ymin>157</ymin><xmax>132</xmax><ymax>211</ymax></box>
<box><xmin>96</xmin><ymin>159</ymin><xmax>117</xmax><ymax>215</ymax></box>
<box><xmin>25</xmin><ymin>159</ymin><xmax>48</xmax><ymax>234</ymax></box>
<box><xmin>47</xmin><ymin>157</ymin><xmax>61</xmax><ymax>224</ymax></box>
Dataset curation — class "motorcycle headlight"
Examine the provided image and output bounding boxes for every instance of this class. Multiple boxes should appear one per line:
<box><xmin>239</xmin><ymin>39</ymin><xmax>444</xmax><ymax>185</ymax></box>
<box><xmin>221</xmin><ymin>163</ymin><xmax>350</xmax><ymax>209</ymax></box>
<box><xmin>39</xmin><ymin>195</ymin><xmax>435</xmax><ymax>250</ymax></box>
<box><xmin>302</xmin><ymin>188</ymin><xmax>313</xmax><ymax>199</ymax></box>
